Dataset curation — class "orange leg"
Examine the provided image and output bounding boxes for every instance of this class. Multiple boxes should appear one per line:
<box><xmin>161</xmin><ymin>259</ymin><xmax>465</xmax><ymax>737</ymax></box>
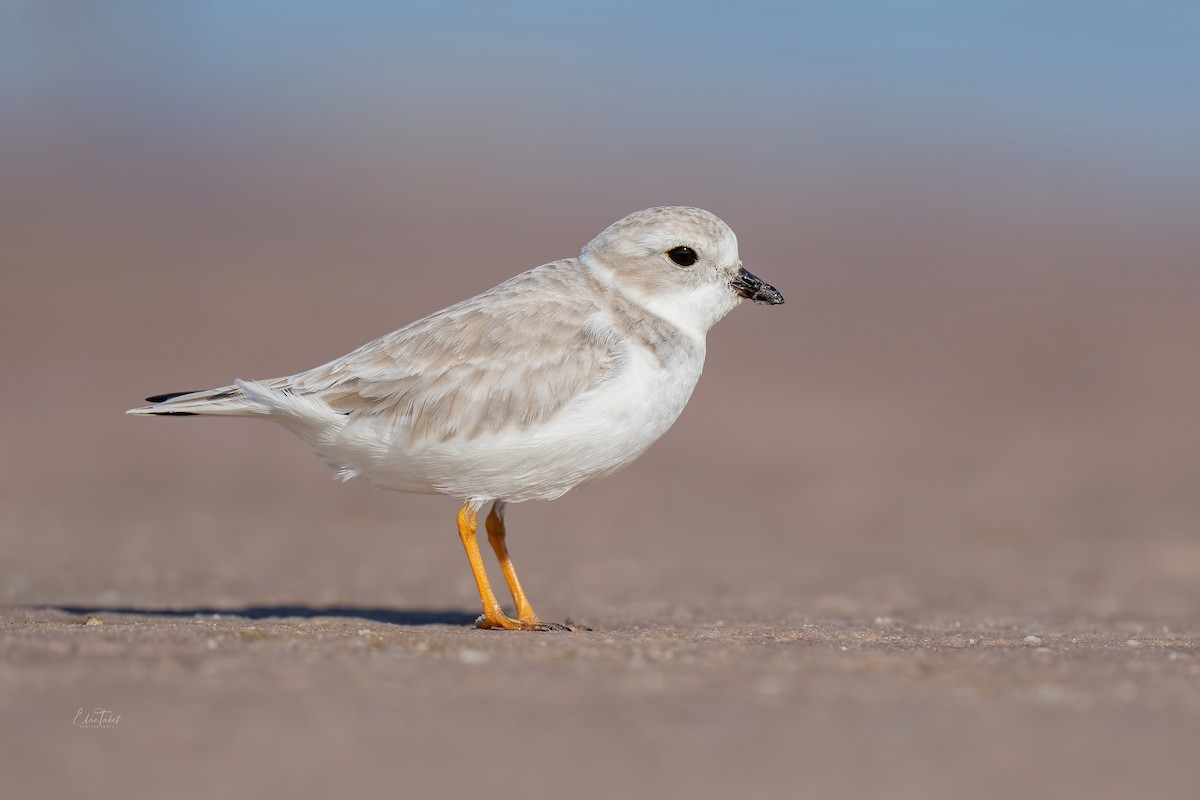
<box><xmin>456</xmin><ymin>502</ymin><xmax>565</xmax><ymax>631</ymax></box>
<box><xmin>485</xmin><ymin>501</ymin><xmax>540</xmax><ymax>624</ymax></box>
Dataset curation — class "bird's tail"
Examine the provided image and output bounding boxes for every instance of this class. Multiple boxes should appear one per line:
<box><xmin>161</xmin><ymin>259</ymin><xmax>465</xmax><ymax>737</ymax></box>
<box><xmin>127</xmin><ymin>380</ymin><xmax>276</xmax><ymax>417</ymax></box>
<box><xmin>127</xmin><ymin>379</ymin><xmax>344</xmax><ymax>444</ymax></box>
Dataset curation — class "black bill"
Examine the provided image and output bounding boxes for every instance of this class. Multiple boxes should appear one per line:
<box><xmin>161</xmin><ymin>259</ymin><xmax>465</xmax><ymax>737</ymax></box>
<box><xmin>730</xmin><ymin>266</ymin><xmax>784</xmax><ymax>305</ymax></box>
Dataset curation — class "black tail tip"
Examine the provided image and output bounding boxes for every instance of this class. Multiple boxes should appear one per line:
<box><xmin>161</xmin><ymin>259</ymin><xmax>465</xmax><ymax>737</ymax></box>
<box><xmin>144</xmin><ymin>391</ymin><xmax>202</xmax><ymax>404</ymax></box>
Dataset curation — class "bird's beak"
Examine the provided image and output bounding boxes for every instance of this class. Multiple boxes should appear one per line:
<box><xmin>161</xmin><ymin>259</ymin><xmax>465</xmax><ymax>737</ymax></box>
<box><xmin>730</xmin><ymin>266</ymin><xmax>784</xmax><ymax>305</ymax></box>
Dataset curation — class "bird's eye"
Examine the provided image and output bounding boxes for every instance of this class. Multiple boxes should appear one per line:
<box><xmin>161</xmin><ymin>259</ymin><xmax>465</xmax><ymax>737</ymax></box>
<box><xmin>666</xmin><ymin>246</ymin><xmax>699</xmax><ymax>267</ymax></box>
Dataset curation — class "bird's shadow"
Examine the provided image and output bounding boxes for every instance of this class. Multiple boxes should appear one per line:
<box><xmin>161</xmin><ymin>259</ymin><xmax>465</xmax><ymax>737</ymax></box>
<box><xmin>36</xmin><ymin>603</ymin><xmax>480</xmax><ymax>627</ymax></box>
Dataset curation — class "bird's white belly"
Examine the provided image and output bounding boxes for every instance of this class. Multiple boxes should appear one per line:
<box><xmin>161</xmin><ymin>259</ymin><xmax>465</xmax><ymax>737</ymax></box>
<box><xmin>319</xmin><ymin>341</ymin><xmax>705</xmax><ymax>503</ymax></box>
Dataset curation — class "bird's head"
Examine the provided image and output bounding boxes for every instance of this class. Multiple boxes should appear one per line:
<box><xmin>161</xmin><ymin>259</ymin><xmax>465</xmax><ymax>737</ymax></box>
<box><xmin>580</xmin><ymin>206</ymin><xmax>782</xmax><ymax>336</ymax></box>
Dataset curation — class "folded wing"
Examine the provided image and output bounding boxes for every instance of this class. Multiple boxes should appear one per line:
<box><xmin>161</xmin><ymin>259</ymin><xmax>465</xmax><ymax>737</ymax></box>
<box><xmin>286</xmin><ymin>261</ymin><xmax>622</xmax><ymax>443</ymax></box>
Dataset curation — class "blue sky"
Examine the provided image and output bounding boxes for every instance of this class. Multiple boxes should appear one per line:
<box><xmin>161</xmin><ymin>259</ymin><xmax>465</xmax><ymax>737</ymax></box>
<box><xmin>4</xmin><ymin>1</ymin><xmax>1198</xmax><ymax>203</ymax></box>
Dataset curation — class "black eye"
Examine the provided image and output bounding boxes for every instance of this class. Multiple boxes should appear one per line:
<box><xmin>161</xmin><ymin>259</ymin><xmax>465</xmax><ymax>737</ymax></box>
<box><xmin>666</xmin><ymin>246</ymin><xmax>698</xmax><ymax>267</ymax></box>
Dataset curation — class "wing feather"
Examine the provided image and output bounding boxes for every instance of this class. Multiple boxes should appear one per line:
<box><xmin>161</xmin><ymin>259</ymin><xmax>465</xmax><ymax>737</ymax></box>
<box><xmin>284</xmin><ymin>261</ymin><xmax>621</xmax><ymax>443</ymax></box>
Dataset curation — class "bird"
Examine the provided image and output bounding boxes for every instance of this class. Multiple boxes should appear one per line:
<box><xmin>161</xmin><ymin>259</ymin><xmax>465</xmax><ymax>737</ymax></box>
<box><xmin>129</xmin><ymin>206</ymin><xmax>784</xmax><ymax>631</ymax></box>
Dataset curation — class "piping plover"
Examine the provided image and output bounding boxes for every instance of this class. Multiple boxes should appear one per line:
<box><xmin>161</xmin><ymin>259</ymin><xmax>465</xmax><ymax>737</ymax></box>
<box><xmin>129</xmin><ymin>206</ymin><xmax>783</xmax><ymax>630</ymax></box>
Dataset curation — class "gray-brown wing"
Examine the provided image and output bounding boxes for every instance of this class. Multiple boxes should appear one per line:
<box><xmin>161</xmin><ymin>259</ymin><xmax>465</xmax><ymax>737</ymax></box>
<box><xmin>284</xmin><ymin>261</ymin><xmax>622</xmax><ymax>443</ymax></box>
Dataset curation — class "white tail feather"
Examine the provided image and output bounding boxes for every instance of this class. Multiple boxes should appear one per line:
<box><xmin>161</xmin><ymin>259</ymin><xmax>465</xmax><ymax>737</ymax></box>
<box><xmin>126</xmin><ymin>383</ymin><xmax>261</xmax><ymax>416</ymax></box>
<box><xmin>128</xmin><ymin>380</ymin><xmax>343</xmax><ymax>444</ymax></box>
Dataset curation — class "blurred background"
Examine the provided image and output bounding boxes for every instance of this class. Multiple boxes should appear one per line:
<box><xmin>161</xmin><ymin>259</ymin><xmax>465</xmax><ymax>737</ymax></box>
<box><xmin>2</xmin><ymin>2</ymin><xmax>1199</xmax><ymax>797</ymax></box>
<box><xmin>3</xmin><ymin>0</ymin><xmax>1197</xmax><ymax>616</ymax></box>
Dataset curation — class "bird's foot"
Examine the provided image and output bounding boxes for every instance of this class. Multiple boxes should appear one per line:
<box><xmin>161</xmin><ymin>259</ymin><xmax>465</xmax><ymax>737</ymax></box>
<box><xmin>474</xmin><ymin>613</ymin><xmax>586</xmax><ymax>632</ymax></box>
